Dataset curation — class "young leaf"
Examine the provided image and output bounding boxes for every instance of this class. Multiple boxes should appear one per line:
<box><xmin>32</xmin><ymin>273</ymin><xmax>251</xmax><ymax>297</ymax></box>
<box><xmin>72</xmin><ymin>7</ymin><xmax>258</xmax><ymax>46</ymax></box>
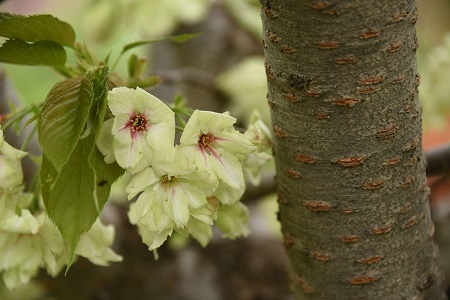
<box><xmin>38</xmin><ymin>75</ymin><xmax>94</xmax><ymax>171</ymax></box>
<box><xmin>44</xmin><ymin>136</ymin><xmax>97</xmax><ymax>265</ymax></box>
<box><xmin>0</xmin><ymin>39</ymin><xmax>66</xmax><ymax>66</ymax></box>
<box><xmin>79</xmin><ymin>66</ymin><xmax>109</xmax><ymax>139</ymax></box>
<box><xmin>90</xmin><ymin>67</ymin><xmax>110</xmax><ymax>139</ymax></box>
<box><xmin>0</xmin><ymin>13</ymin><xmax>75</xmax><ymax>46</ymax></box>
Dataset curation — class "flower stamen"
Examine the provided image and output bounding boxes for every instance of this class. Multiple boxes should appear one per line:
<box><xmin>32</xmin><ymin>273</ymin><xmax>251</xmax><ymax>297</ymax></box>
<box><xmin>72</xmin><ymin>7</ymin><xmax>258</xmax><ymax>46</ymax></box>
<box><xmin>160</xmin><ymin>175</ymin><xmax>176</xmax><ymax>189</ymax></box>
<box><xmin>198</xmin><ymin>133</ymin><xmax>214</xmax><ymax>150</ymax></box>
<box><xmin>130</xmin><ymin>114</ymin><xmax>147</xmax><ymax>133</ymax></box>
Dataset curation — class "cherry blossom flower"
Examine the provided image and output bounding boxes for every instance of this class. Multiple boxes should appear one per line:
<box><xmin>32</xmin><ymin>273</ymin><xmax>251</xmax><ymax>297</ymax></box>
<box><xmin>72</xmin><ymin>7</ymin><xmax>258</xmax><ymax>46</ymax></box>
<box><xmin>75</xmin><ymin>219</ymin><xmax>123</xmax><ymax>266</ymax></box>
<box><xmin>0</xmin><ymin>127</ymin><xmax>27</xmax><ymax>190</ymax></box>
<box><xmin>243</xmin><ymin>111</ymin><xmax>273</xmax><ymax>185</ymax></box>
<box><xmin>179</xmin><ymin>110</ymin><xmax>255</xmax><ymax>202</ymax></box>
<box><xmin>0</xmin><ymin>212</ymin><xmax>122</xmax><ymax>289</ymax></box>
<box><xmin>127</xmin><ymin>146</ymin><xmax>217</xmax><ymax>232</ymax></box>
<box><xmin>215</xmin><ymin>202</ymin><xmax>250</xmax><ymax>239</ymax></box>
<box><xmin>101</xmin><ymin>87</ymin><xmax>175</xmax><ymax>173</ymax></box>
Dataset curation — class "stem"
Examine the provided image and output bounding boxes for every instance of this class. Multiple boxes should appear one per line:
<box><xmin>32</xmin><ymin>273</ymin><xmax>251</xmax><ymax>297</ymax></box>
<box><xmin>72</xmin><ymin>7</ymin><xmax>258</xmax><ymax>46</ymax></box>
<box><xmin>52</xmin><ymin>65</ymin><xmax>76</xmax><ymax>78</ymax></box>
<box><xmin>2</xmin><ymin>106</ymin><xmax>35</xmax><ymax>131</ymax></box>
<box><xmin>20</xmin><ymin>124</ymin><xmax>38</xmax><ymax>151</ymax></box>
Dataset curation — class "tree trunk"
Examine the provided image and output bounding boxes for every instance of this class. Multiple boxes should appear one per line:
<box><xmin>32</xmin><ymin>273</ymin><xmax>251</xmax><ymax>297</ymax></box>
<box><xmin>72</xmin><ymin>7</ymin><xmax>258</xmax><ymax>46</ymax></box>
<box><xmin>260</xmin><ymin>0</ymin><xmax>446</xmax><ymax>299</ymax></box>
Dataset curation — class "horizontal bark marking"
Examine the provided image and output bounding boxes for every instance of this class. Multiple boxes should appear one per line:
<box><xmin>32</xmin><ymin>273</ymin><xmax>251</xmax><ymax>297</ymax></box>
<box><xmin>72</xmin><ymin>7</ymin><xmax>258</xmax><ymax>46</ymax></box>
<box><xmin>340</xmin><ymin>235</ymin><xmax>360</xmax><ymax>243</ymax></box>
<box><xmin>398</xmin><ymin>203</ymin><xmax>412</xmax><ymax>214</ymax></box>
<box><xmin>390</xmin><ymin>74</ymin><xmax>406</xmax><ymax>84</ymax></box>
<box><xmin>266</xmin><ymin>30</ymin><xmax>280</xmax><ymax>43</ymax></box>
<box><xmin>273</xmin><ymin>124</ymin><xmax>288</xmax><ymax>138</ymax></box>
<box><xmin>335</xmin><ymin>54</ymin><xmax>358</xmax><ymax>64</ymax></box>
<box><xmin>349</xmin><ymin>276</ymin><xmax>378</xmax><ymax>285</ymax></box>
<box><xmin>318</xmin><ymin>40</ymin><xmax>339</xmax><ymax>49</ymax></box>
<box><xmin>337</xmin><ymin>156</ymin><xmax>365</xmax><ymax>167</ymax></box>
<box><xmin>281</xmin><ymin>44</ymin><xmax>296</xmax><ymax>54</ymax></box>
<box><xmin>356</xmin><ymin>86</ymin><xmax>381</xmax><ymax>94</ymax></box>
<box><xmin>286</xmin><ymin>168</ymin><xmax>301</xmax><ymax>179</ymax></box>
<box><xmin>358</xmin><ymin>74</ymin><xmax>384</xmax><ymax>85</ymax></box>
<box><xmin>362</xmin><ymin>179</ymin><xmax>385</xmax><ymax>190</ymax></box>
<box><xmin>305</xmin><ymin>87</ymin><xmax>321</xmax><ymax>97</ymax></box>
<box><xmin>296</xmin><ymin>276</ymin><xmax>314</xmax><ymax>294</ymax></box>
<box><xmin>333</xmin><ymin>97</ymin><xmax>360</xmax><ymax>107</ymax></box>
<box><xmin>376</xmin><ymin>124</ymin><xmax>399</xmax><ymax>139</ymax></box>
<box><xmin>311</xmin><ymin>1</ymin><xmax>331</xmax><ymax>10</ymax></box>
<box><xmin>386</xmin><ymin>41</ymin><xmax>403</xmax><ymax>53</ymax></box>
<box><xmin>371</xmin><ymin>224</ymin><xmax>393</xmax><ymax>235</ymax></box>
<box><xmin>390</xmin><ymin>10</ymin><xmax>408</xmax><ymax>23</ymax></box>
<box><xmin>359</xmin><ymin>28</ymin><xmax>381</xmax><ymax>39</ymax></box>
<box><xmin>283</xmin><ymin>92</ymin><xmax>299</xmax><ymax>103</ymax></box>
<box><xmin>304</xmin><ymin>200</ymin><xmax>332</xmax><ymax>212</ymax></box>
<box><xmin>295</xmin><ymin>153</ymin><xmax>317</xmax><ymax>164</ymax></box>
<box><xmin>403</xmin><ymin>215</ymin><xmax>417</xmax><ymax>229</ymax></box>
<box><xmin>341</xmin><ymin>208</ymin><xmax>354</xmax><ymax>214</ymax></box>
<box><xmin>402</xmin><ymin>175</ymin><xmax>415</xmax><ymax>189</ymax></box>
<box><xmin>358</xmin><ymin>255</ymin><xmax>384</xmax><ymax>265</ymax></box>
<box><xmin>312</xmin><ymin>251</ymin><xmax>333</xmax><ymax>262</ymax></box>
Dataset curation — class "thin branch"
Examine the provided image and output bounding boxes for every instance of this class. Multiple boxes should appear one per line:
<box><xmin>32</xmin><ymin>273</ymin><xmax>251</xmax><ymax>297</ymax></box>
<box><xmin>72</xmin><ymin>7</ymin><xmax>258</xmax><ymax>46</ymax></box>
<box><xmin>425</xmin><ymin>143</ymin><xmax>450</xmax><ymax>176</ymax></box>
<box><xmin>243</xmin><ymin>171</ymin><xmax>276</xmax><ymax>202</ymax></box>
<box><xmin>156</xmin><ymin>68</ymin><xmax>214</xmax><ymax>87</ymax></box>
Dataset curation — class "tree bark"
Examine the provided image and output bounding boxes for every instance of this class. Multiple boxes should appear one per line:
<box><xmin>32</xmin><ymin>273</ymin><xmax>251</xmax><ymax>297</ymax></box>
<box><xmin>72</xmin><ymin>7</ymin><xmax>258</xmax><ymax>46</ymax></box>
<box><xmin>260</xmin><ymin>0</ymin><xmax>446</xmax><ymax>299</ymax></box>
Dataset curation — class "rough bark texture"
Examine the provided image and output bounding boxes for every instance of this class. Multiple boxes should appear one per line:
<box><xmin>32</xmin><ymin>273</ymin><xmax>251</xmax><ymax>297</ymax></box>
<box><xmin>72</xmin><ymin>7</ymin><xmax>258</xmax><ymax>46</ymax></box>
<box><xmin>260</xmin><ymin>0</ymin><xmax>446</xmax><ymax>299</ymax></box>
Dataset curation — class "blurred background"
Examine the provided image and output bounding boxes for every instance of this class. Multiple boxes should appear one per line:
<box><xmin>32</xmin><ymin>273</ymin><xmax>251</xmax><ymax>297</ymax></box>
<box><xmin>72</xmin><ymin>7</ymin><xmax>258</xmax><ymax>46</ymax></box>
<box><xmin>1</xmin><ymin>0</ymin><xmax>450</xmax><ymax>299</ymax></box>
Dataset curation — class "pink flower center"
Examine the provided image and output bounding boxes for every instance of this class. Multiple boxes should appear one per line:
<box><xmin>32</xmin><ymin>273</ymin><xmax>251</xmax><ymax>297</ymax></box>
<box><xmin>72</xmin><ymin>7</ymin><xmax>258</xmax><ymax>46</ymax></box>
<box><xmin>198</xmin><ymin>133</ymin><xmax>214</xmax><ymax>150</ymax></box>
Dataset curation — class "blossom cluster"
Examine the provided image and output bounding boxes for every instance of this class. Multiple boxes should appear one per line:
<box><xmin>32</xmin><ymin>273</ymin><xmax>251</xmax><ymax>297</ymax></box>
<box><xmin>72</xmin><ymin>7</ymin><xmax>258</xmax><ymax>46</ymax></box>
<box><xmin>97</xmin><ymin>87</ymin><xmax>272</xmax><ymax>251</ymax></box>
<box><xmin>0</xmin><ymin>127</ymin><xmax>122</xmax><ymax>290</ymax></box>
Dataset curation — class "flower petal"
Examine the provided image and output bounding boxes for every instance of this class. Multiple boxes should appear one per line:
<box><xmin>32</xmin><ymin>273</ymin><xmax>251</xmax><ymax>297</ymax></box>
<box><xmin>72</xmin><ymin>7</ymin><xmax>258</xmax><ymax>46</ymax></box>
<box><xmin>75</xmin><ymin>219</ymin><xmax>122</xmax><ymax>266</ymax></box>
<box><xmin>188</xmin><ymin>217</ymin><xmax>212</xmax><ymax>247</ymax></box>
<box><xmin>96</xmin><ymin>119</ymin><xmax>116</xmax><ymax>164</ymax></box>
<box><xmin>213</xmin><ymin>181</ymin><xmax>245</xmax><ymax>205</ymax></box>
<box><xmin>0</xmin><ymin>209</ymin><xmax>40</xmax><ymax>234</ymax></box>
<box><xmin>195</xmin><ymin>110</ymin><xmax>236</xmax><ymax>134</ymax></box>
<box><xmin>214</xmin><ymin>131</ymin><xmax>256</xmax><ymax>156</ymax></box>
<box><xmin>0</xmin><ymin>128</ymin><xmax>27</xmax><ymax>189</ymax></box>
<box><xmin>137</xmin><ymin>223</ymin><xmax>173</xmax><ymax>251</ymax></box>
<box><xmin>209</xmin><ymin>148</ymin><xmax>244</xmax><ymax>189</ymax></box>
<box><xmin>180</xmin><ymin>110</ymin><xmax>236</xmax><ymax>145</ymax></box>
<box><xmin>215</xmin><ymin>202</ymin><xmax>250</xmax><ymax>239</ymax></box>
<box><xmin>107</xmin><ymin>87</ymin><xmax>137</xmax><ymax>115</ymax></box>
<box><xmin>167</xmin><ymin>186</ymin><xmax>190</xmax><ymax>228</ymax></box>
<box><xmin>126</xmin><ymin>167</ymin><xmax>160</xmax><ymax>199</ymax></box>
<box><xmin>113</xmin><ymin>132</ymin><xmax>147</xmax><ymax>169</ymax></box>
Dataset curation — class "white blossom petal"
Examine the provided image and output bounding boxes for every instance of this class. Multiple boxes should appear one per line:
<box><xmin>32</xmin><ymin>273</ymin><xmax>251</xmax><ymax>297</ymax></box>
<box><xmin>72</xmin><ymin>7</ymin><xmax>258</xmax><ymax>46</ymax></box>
<box><xmin>96</xmin><ymin>119</ymin><xmax>116</xmax><ymax>164</ymax></box>
<box><xmin>215</xmin><ymin>202</ymin><xmax>250</xmax><ymax>239</ymax></box>
<box><xmin>126</xmin><ymin>167</ymin><xmax>160</xmax><ymax>199</ymax></box>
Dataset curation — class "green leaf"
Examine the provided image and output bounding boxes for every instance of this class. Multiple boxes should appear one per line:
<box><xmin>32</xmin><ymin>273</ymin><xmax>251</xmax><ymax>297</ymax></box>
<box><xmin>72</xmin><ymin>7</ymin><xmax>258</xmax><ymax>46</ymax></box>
<box><xmin>0</xmin><ymin>13</ymin><xmax>75</xmax><ymax>46</ymax></box>
<box><xmin>43</xmin><ymin>135</ymin><xmax>123</xmax><ymax>268</ymax></box>
<box><xmin>120</xmin><ymin>33</ymin><xmax>201</xmax><ymax>54</ymax></box>
<box><xmin>0</xmin><ymin>39</ymin><xmax>66</xmax><ymax>66</ymax></box>
<box><xmin>44</xmin><ymin>136</ymin><xmax>97</xmax><ymax>265</ymax></box>
<box><xmin>40</xmin><ymin>154</ymin><xmax>58</xmax><ymax>202</ymax></box>
<box><xmin>38</xmin><ymin>75</ymin><xmax>94</xmax><ymax>171</ymax></box>
<box><xmin>89</xmin><ymin>145</ymin><xmax>124</xmax><ymax>213</ymax></box>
